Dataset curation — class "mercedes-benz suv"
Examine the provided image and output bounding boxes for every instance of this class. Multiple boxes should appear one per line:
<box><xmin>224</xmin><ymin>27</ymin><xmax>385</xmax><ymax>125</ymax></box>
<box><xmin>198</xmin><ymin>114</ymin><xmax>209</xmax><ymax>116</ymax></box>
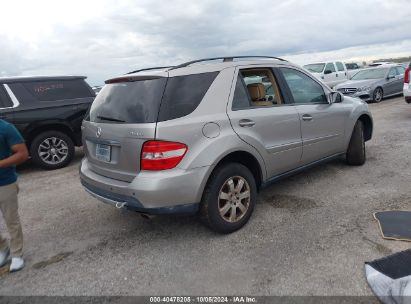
<box><xmin>80</xmin><ymin>56</ymin><xmax>373</xmax><ymax>233</ymax></box>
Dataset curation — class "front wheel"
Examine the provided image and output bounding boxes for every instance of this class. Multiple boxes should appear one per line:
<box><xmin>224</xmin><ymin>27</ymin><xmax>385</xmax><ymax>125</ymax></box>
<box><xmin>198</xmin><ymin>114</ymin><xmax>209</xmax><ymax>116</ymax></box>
<box><xmin>346</xmin><ymin>120</ymin><xmax>366</xmax><ymax>166</ymax></box>
<box><xmin>30</xmin><ymin>131</ymin><xmax>75</xmax><ymax>170</ymax></box>
<box><xmin>200</xmin><ymin>163</ymin><xmax>257</xmax><ymax>233</ymax></box>
<box><xmin>373</xmin><ymin>87</ymin><xmax>383</xmax><ymax>103</ymax></box>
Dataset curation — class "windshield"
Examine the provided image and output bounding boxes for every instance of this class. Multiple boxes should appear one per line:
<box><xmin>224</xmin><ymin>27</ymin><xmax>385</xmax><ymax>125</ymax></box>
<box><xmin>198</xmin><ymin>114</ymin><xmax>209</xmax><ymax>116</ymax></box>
<box><xmin>351</xmin><ymin>68</ymin><xmax>388</xmax><ymax>80</ymax></box>
<box><xmin>304</xmin><ymin>63</ymin><xmax>325</xmax><ymax>73</ymax></box>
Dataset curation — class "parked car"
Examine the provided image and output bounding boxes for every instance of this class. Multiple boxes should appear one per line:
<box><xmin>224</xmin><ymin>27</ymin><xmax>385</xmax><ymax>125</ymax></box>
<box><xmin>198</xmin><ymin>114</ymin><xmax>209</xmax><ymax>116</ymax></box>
<box><xmin>335</xmin><ymin>64</ymin><xmax>405</xmax><ymax>103</ymax></box>
<box><xmin>0</xmin><ymin>76</ymin><xmax>95</xmax><ymax>169</ymax></box>
<box><xmin>345</xmin><ymin>62</ymin><xmax>363</xmax><ymax>79</ymax></box>
<box><xmin>368</xmin><ymin>61</ymin><xmax>395</xmax><ymax>67</ymax></box>
<box><xmin>404</xmin><ymin>63</ymin><xmax>411</xmax><ymax>103</ymax></box>
<box><xmin>303</xmin><ymin>61</ymin><xmax>348</xmax><ymax>87</ymax></box>
<box><xmin>80</xmin><ymin>56</ymin><xmax>373</xmax><ymax>233</ymax></box>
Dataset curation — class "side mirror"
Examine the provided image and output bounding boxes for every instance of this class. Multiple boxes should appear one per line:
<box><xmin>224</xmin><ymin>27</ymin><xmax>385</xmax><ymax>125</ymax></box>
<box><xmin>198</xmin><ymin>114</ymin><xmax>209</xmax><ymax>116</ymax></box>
<box><xmin>330</xmin><ymin>91</ymin><xmax>344</xmax><ymax>103</ymax></box>
<box><xmin>324</xmin><ymin>70</ymin><xmax>332</xmax><ymax>75</ymax></box>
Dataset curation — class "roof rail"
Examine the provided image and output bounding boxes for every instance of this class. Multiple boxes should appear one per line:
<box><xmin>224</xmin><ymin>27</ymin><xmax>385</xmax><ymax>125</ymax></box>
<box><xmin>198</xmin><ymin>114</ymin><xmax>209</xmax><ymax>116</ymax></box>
<box><xmin>126</xmin><ymin>66</ymin><xmax>174</xmax><ymax>75</ymax></box>
<box><xmin>169</xmin><ymin>56</ymin><xmax>287</xmax><ymax>70</ymax></box>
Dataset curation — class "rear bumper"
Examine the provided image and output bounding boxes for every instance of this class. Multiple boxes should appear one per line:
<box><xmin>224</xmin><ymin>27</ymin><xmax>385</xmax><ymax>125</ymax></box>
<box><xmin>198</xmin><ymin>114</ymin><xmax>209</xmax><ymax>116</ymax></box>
<box><xmin>404</xmin><ymin>84</ymin><xmax>411</xmax><ymax>103</ymax></box>
<box><xmin>79</xmin><ymin>158</ymin><xmax>210</xmax><ymax>214</ymax></box>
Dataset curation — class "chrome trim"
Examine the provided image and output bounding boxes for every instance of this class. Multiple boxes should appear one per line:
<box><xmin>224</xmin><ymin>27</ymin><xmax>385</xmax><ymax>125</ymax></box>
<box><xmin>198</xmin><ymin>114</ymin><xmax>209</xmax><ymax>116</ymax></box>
<box><xmin>267</xmin><ymin>141</ymin><xmax>301</xmax><ymax>154</ymax></box>
<box><xmin>304</xmin><ymin>134</ymin><xmax>339</xmax><ymax>145</ymax></box>
<box><xmin>3</xmin><ymin>84</ymin><xmax>20</xmax><ymax>108</ymax></box>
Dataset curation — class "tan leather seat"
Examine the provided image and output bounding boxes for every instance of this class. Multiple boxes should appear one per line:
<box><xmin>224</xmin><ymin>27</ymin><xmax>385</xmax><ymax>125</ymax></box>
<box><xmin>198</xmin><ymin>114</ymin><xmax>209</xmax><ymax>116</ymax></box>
<box><xmin>247</xmin><ymin>83</ymin><xmax>272</xmax><ymax>107</ymax></box>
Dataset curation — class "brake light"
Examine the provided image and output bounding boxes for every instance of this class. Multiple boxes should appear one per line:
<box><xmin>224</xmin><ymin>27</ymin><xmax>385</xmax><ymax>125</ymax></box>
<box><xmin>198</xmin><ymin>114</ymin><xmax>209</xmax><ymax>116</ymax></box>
<box><xmin>141</xmin><ymin>140</ymin><xmax>188</xmax><ymax>171</ymax></box>
<box><xmin>405</xmin><ymin>66</ymin><xmax>410</xmax><ymax>84</ymax></box>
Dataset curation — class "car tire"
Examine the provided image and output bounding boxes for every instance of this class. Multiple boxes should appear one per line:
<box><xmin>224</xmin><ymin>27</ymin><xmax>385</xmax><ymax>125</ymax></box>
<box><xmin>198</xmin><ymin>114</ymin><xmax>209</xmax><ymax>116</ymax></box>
<box><xmin>372</xmin><ymin>87</ymin><xmax>383</xmax><ymax>103</ymax></box>
<box><xmin>30</xmin><ymin>131</ymin><xmax>75</xmax><ymax>170</ymax></box>
<box><xmin>346</xmin><ymin>120</ymin><xmax>366</xmax><ymax>166</ymax></box>
<box><xmin>200</xmin><ymin>163</ymin><xmax>257</xmax><ymax>234</ymax></box>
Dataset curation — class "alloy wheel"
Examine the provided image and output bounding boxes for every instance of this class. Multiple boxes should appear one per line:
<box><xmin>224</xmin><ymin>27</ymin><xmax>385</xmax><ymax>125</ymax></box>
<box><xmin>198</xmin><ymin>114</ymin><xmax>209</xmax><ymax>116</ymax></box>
<box><xmin>38</xmin><ymin>137</ymin><xmax>69</xmax><ymax>165</ymax></box>
<box><xmin>218</xmin><ymin>176</ymin><xmax>251</xmax><ymax>223</ymax></box>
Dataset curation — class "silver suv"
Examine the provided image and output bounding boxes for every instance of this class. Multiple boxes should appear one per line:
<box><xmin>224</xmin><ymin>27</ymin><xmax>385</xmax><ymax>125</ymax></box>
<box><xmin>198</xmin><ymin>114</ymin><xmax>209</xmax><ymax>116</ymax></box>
<box><xmin>80</xmin><ymin>56</ymin><xmax>373</xmax><ymax>233</ymax></box>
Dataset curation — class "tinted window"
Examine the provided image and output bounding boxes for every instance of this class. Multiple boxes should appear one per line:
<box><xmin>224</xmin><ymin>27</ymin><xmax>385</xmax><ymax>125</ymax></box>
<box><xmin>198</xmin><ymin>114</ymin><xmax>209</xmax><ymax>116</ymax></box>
<box><xmin>325</xmin><ymin>63</ymin><xmax>336</xmax><ymax>73</ymax></box>
<box><xmin>336</xmin><ymin>62</ymin><xmax>345</xmax><ymax>72</ymax></box>
<box><xmin>280</xmin><ymin>68</ymin><xmax>327</xmax><ymax>104</ymax></box>
<box><xmin>232</xmin><ymin>75</ymin><xmax>250</xmax><ymax>109</ymax></box>
<box><xmin>0</xmin><ymin>86</ymin><xmax>13</xmax><ymax>108</ymax></box>
<box><xmin>23</xmin><ymin>79</ymin><xmax>94</xmax><ymax>102</ymax></box>
<box><xmin>346</xmin><ymin>63</ymin><xmax>359</xmax><ymax>70</ymax></box>
<box><xmin>304</xmin><ymin>63</ymin><xmax>325</xmax><ymax>73</ymax></box>
<box><xmin>89</xmin><ymin>78</ymin><xmax>167</xmax><ymax>124</ymax></box>
<box><xmin>352</xmin><ymin>68</ymin><xmax>389</xmax><ymax>80</ymax></box>
<box><xmin>158</xmin><ymin>72</ymin><xmax>218</xmax><ymax>121</ymax></box>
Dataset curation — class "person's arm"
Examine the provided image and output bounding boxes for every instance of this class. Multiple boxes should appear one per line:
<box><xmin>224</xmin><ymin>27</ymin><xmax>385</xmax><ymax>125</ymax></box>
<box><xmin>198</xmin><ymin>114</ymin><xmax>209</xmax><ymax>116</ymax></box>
<box><xmin>0</xmin><ymin>143</ymin><xmax>29</xmax><ymax>168</ymax></box>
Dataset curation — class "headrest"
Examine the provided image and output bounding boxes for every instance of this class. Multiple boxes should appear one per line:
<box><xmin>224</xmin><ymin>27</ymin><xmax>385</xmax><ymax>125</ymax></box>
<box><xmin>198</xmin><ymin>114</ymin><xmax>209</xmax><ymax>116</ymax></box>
<box><xmin>247</xmin><ymin>83</ymin><xmax>265</xmax><ymax>101</ymax></box>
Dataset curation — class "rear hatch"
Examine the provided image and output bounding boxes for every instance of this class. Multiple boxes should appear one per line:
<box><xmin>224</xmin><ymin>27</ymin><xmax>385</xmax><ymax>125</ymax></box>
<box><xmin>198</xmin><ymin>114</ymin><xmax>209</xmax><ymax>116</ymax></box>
<box><xmin>82</xmin><ymin>74</ymin><xmax>168</xmax><ymax>182</ymax></box>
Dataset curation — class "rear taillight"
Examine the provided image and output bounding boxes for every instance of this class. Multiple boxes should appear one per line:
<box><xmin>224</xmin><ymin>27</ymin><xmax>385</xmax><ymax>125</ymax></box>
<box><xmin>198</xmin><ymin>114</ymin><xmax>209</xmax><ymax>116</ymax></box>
<box><xmin>141</xmin><ymin>140</ymin><xmax>188</xmax><ymax>171</ymax></box>
<box><xmin>405</xmin><ymin>66</ymin><xmax>410</xmax><ymax>84</ymax></box>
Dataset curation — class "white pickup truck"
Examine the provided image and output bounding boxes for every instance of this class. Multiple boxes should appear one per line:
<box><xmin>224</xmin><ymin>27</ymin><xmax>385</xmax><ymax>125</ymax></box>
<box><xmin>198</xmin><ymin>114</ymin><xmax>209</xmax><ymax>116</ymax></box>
<box><xmin>303</xmin><ymin>61</ymin><xmax>349</xmax><ymax>88</ymax></box>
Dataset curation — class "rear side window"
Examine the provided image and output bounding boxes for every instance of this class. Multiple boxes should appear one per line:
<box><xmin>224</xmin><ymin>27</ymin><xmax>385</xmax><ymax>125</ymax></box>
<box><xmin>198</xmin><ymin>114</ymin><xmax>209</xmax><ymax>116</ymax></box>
<box><xmin>89</xmin><ymin>78</ymin><xmax>167</xmax><ymax>123</ymax></box>
<box><xmin>158</xmin><ymin>72</ymin><xmax>218</xmax><ymax>121</ymax></box>
<box><xmin>23</xmin><ymin>79</ymin><xmax>94</xmax><ymax>102</ymax></box>
<box><xmin>0</xmin><ymin>85</ymin><xmax>13</xmax><ymax>108</ymax></box>
<box><xmin>336</xmin><ymin>62</ymin><xmax>345</xmax><ymax>72</ymax></box>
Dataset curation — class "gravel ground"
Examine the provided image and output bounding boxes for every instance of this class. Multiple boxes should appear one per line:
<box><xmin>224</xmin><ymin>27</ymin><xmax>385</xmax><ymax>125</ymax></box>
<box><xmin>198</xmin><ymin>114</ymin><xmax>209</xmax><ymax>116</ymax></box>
<box><xmin>0</xmin><ymin>96</ymin><xmax>410</xmax><ymax>296</ymax></box>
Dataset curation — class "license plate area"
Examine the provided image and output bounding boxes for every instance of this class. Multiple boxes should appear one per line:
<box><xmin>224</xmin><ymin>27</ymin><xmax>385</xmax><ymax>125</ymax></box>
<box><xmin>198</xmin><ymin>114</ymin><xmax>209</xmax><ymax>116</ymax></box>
<box><xmin>96</xmin><ymin>144</ymin><xmax>111</xmax><ymax>162</ymax></box>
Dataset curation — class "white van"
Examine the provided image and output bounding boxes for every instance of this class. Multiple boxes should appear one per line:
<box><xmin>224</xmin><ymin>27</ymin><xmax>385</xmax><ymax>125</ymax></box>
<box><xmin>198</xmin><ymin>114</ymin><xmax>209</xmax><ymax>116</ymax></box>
<box><xmin>303</xmin><ymin>61</ymin><xmax>349</xmax><ymax>88</ymax></box>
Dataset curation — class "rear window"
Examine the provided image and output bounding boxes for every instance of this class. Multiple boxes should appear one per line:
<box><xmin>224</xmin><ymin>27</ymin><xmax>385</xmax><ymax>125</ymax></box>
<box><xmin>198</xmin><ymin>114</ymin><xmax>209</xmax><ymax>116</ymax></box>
<box><xmin>23</xmin><ymin>79</ymin><xmax>94</xmax><ymax>102</ymax></box>
<box><xmin>88</xmin><ymin>72</ymin><xmax>218</xmax><ymax>124</ymax></box>
<box><xmin>89</xmin><ymin>78</ymin><xmax>167</xmax><ymax>124</ymax></box>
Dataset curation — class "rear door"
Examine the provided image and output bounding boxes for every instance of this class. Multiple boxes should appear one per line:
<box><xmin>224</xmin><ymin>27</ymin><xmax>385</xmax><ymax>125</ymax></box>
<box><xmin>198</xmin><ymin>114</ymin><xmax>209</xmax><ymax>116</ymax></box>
<box><xmin>385</xmin><ymin>68</ymin><xmax>399</xmax><ymax>95</ymax></box>
<box><xmin>395</xmin><ymin>66</ymin><xmax>406</xmax><ymax>93</ymax></box>
<box><xmin>323</xmin><ymin>62</ymin><xmax>337</xmax><ymax>87</ymax></box>
<box><xmin>335</xmin><ymin>62</ymin><xmax>348</xmax><ymax>84</ymax></box>
<box><xmin>277</xmin><ymin>67</ymin><xmax>351</xmax><ymax>165</ymax></box>
<box><xmin>227</xmin><ymin>67</ymin><xmax>302</xmax><ymax>178</ymax></box>
<box><xmin>82</xmin><ymin>77</ymin><xmax>167</xmax><ymax>182</ymax></box>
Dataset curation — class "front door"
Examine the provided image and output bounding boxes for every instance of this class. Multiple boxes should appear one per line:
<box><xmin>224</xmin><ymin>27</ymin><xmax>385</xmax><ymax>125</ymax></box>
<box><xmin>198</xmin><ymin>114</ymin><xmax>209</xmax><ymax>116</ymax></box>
<box><xmin>323</xmin><ymin>62</ymin><xmax>337</xmax><ymax>87</ymax></box>
<box><xmin>277</xmin><ymin>67</ymin><xmax>351</xmax><ymax>165</ymax></box>
<box><xmin>227</xmin><ymin>67</ymin><xmax>302</xmax><ymax>178</ymax></box>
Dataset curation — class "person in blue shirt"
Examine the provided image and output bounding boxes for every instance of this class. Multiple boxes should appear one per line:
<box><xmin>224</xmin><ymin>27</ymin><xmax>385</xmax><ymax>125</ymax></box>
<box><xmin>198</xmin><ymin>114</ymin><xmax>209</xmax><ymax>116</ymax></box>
<box><xmin>0</xmin><ymin>119</ymin><xmax>28</xmax><ymax>272</ymax></box>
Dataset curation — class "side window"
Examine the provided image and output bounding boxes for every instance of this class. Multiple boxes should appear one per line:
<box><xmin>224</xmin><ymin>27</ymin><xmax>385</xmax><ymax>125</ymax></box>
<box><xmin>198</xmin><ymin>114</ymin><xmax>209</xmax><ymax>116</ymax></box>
<box><xmin>0</xmin><ymin>85</ymin><xmax>13</xmax><ymax>108</ymax></box>
<box><xmin>280</xmin><ymin>68</ymin><xmax>328</xmax><ymax>104</ymax></box>
<box><xmin>232</xmin><ymin>75</ymin><xmax>251</xmax><ymax>109</ymax></box>
<box><xmin>23</xmin><ymin>79</ymin><xmax>94</xmax><ymax>102</ymax></box>
<box><xmin>325</xmin><ymin>63</ymin><xmax>336</xmax><ymax>73</ymax></box>
<box><xmin>232</xmin><ymin>68</ymin><xmax>283</xmax><ymax>109</ymax></box>
<box><xmin>388</xmin><ymin>68</ymin><xmax>397</xmax><ymax>77</ymax></box>
<box><xmin>158</xmin><ymin>72</ymin><xmax>219</xmax><ymax>121</ymax></box>
<box><xmin>336</xmin><ymin>62</ymin><xmax>345</xmax><ymax>72</ymax></box>
<box><xmin>396</xmin><ymin>67</ymin><xmax>405</xmax><ymax>76</ymax></box>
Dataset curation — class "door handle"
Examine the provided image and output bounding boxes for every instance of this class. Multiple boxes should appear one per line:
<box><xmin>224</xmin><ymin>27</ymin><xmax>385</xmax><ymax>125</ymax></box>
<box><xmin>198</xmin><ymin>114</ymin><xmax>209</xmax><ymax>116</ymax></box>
<box><xmin>302</xmin><ymin>114</ymin><xmax>313</xmax><ymax>121</ymax></box>
<box><xmin>239</xmin><ymin>119</ymin><xmax>255</xmax><ymax>127</ymax></box>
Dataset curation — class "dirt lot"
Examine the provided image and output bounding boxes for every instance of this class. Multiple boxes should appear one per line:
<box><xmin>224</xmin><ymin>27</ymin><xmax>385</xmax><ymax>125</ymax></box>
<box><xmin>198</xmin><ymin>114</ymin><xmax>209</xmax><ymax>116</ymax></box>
<box><xmin>0</xmin><ymin>96</ymin><xmax>410</xmax><ymax>296</ymax></box>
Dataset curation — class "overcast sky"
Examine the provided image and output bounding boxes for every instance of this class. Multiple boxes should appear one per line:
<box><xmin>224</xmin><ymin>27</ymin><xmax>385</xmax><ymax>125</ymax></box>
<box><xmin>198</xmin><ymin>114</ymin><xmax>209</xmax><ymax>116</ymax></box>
<box><xmin>1</xmin><ymin>0</ymin><xmax>410</xmax><ymax>85</ymax></box>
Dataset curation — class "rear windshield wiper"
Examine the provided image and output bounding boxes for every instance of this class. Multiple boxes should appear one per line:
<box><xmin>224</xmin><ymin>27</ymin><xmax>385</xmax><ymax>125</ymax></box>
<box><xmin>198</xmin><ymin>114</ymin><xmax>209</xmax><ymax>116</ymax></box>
<box><xmin>96</xmin><ymin>115</ymin><xmax>126</xmax><ymax>123</ymax></box>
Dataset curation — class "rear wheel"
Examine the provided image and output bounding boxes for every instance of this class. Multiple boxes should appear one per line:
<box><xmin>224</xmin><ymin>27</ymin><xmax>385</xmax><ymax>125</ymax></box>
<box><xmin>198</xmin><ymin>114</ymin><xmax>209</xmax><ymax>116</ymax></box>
<box><xmin>346</xmin><ymin>120</ymin><xmax>366</xmax><ymax>166</ymax></box>
<box><xmin>373</xmin><ymin>87</ymin><xmax>383</xmax><ymax>103</ymax></box>
<box><xmin>200</xmin><ymin>163</ymin><xmax>257</xmax><ymax>234</ymax></box>
<box><xmin>30</xmin><ymin>131</ymin><xmax>75</xmax><ymax>170</ymax></box>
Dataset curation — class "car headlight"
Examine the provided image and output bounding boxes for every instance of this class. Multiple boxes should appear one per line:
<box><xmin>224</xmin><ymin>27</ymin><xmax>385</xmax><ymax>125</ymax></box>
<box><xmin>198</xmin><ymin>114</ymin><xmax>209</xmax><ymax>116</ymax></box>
<box><xmin>358</xmin><ymin>86</ymin><xmax>372</xmax><ymax>92</ymax></box>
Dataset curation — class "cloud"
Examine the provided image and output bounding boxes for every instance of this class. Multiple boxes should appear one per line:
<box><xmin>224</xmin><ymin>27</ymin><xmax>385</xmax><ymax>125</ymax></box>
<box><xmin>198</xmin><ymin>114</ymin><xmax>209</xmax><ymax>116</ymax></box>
<box><xmin>0</xmin><ymin>0</ymin><xmax>410</xmax><ymax>85</ymax></box>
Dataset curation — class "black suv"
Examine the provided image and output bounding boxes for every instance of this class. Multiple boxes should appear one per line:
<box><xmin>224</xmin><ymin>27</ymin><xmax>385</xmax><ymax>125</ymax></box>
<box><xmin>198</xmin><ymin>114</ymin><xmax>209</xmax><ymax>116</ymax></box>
<box><xmin>0</xmin><ymin>76</ymin><xmax>95</xmax><ymax>169</ymax></box>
